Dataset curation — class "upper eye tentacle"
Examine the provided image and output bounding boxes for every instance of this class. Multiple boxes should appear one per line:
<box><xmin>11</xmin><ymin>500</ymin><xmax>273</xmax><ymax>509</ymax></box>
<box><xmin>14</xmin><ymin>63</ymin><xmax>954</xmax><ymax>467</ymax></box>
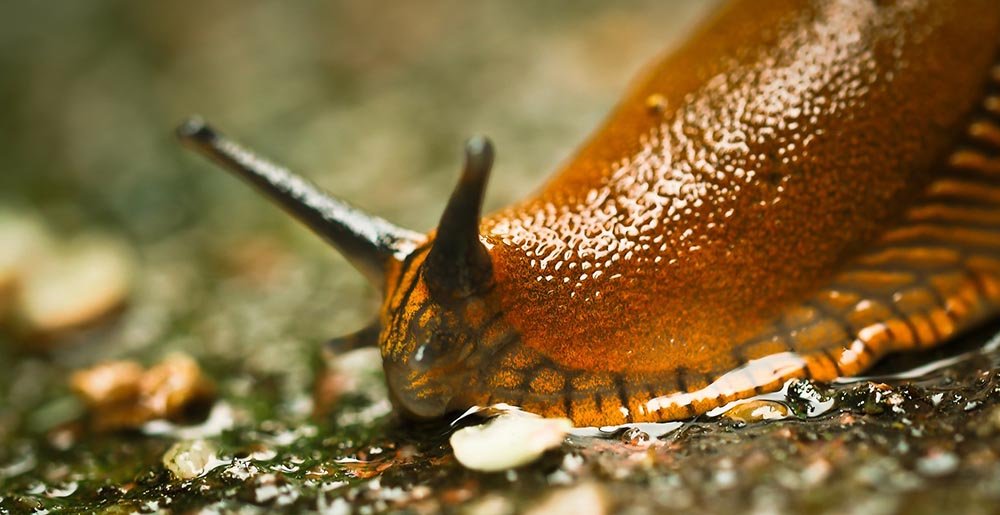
<box><xmin>177</xmin><ymin>117</ymin><xmax>423</xmax><ymax>289</ymax></box>
<box><xmin>423</xmin><ymin>136</ymin><xmax>496</xmax><ymax>301</ymax></box>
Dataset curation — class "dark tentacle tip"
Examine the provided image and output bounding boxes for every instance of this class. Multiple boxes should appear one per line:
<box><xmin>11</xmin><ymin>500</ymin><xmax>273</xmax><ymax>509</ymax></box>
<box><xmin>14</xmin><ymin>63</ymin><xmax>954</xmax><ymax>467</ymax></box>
<box><xmin>463</xmin><ymin>135</ymin><xmax>494</xmax><ymax>180</ymax></box>
<box><xmin>423</xmin><ymin>135</ymin><xmax>497</xmax><ymax>300</ymax></box>
<box><xmin>175</xmin><ymin>116</ymin><xmax>214</xmax><ymax>144</ymax></box>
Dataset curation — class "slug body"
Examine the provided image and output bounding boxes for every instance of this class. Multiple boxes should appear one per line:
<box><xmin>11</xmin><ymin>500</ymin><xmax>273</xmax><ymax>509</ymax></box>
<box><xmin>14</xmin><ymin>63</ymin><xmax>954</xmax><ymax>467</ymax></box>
<box><xmin>180</xmin><ymin>0</ymin><xmax>1000</xmax><ymax>426</ymax></box>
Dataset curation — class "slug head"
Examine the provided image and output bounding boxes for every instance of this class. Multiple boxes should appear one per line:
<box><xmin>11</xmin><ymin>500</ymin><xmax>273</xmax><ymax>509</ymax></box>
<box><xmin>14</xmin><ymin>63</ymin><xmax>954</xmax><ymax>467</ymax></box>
<box><xmin>379</xmin><ymin>136</ymin><xmax>504</xmax><ymax>419</ymax></box>
<box><xmin>176</xmin><ymin>119</ymin><xmax>502</xmax><ymax>421</ymax></box>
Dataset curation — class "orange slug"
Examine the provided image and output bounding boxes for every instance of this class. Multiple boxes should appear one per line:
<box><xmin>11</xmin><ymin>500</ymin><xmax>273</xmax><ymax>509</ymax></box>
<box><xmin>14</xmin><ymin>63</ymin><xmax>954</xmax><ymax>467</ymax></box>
<box><xmin>178</xmin><ymin>0</ymin><xmax>1000</xmax><ymax>427</ymax></box>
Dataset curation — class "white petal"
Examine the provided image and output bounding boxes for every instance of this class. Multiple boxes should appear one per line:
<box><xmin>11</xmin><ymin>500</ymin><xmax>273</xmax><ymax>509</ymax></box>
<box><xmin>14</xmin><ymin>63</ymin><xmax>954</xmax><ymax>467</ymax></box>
<box><xmin>450</xmin><ymin>413</ymin><xmax>571</xmax><ymax>472</ymax></box>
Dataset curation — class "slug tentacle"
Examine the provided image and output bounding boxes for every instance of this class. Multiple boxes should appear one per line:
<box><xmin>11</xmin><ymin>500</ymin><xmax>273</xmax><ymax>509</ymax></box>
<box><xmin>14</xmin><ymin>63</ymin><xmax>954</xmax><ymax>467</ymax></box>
<box><xmin>325</xmin><ymin>322</ymin><xmax>381</xmax><ymax>354</ymax></box>
<box><xmin>424</xmin><ymin>136</ymin><xmax>495</xmax><ymax>301</ymax></box>
<box><xmin>176</xmin><ymin>117</ymin><xmax>423</xmax><ymax>288</ymax></box>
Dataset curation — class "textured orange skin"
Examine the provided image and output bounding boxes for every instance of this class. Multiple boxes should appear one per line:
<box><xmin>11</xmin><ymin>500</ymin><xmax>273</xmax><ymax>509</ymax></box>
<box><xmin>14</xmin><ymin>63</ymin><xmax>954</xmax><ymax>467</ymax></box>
<box><xmin>484</xmin><ymin>0</ymin><xmax>999</xmax><ymax>374</ymax></box>
<box><xmin>381</xmin><ymin>0</ymin><xmax>1000</xmax><ymax>426</ymax></box>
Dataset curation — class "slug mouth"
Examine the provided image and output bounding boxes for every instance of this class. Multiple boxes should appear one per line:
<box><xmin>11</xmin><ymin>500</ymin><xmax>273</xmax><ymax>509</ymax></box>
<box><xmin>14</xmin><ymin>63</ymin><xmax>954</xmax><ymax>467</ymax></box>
<box><xmin>384</xmin><ymin>362</ymin><xmax>455</xmax><ymax>419</ymax></box>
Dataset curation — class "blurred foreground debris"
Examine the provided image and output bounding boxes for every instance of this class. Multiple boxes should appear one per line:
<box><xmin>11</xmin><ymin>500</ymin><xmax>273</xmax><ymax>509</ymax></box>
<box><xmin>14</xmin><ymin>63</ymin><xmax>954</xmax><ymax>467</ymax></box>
<box><xmin>70</xmin><ymin>353</ymin><xmax>215</xmax><ymax>431</ymax></box>
<box><xmin>524</xmin><ymin>482</ymin><xmax>608</xmax><ymax>515</ymax></box>
<box><xmin>0</xmin><ymin>211</ymin><xmax>135</xmax><ymax>342</ymax></box>
<box><xmin>0</xmin><ymin>212</ymin><xmax>49</xmax><ymax>320</ymax></box>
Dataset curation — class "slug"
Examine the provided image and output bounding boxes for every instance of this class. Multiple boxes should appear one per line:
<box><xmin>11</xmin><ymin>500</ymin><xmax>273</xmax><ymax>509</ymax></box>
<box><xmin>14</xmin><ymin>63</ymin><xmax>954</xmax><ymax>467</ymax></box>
<box><xmin>178</xmin><ymin>0</ymin><xmax>1000</xmax><ymax>426</ymax></box>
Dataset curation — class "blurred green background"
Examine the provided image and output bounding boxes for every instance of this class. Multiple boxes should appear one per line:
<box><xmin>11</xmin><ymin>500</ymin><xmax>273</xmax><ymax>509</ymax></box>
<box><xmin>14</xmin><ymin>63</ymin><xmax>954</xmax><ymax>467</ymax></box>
<box><xmin>0</xmin><ymin>1</ymin><xmax>714</xmax><ymax>242</ymax></box>
<box><xmin>0</xmin><ymin>0</ymin><xmax>715</xmax><ymax>395</ymax></box>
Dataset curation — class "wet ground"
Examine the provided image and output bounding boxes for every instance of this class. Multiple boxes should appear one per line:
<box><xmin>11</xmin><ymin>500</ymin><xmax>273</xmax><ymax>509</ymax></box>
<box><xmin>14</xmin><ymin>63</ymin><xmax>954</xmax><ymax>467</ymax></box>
<box><xmin>4</xmin><ymin>320</ymin><xmax>1000</xmax><ymax>514</ymax></box>
<box><xmin>2</xmin><ymin>2</ymin><xmax>1000</xmax><ymax>514</ymax></box>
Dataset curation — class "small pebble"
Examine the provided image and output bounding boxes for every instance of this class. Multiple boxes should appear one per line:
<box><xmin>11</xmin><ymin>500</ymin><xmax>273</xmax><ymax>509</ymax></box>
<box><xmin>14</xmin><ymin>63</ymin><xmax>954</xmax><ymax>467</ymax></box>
<box><xmin>524</xmin><ymin>483</ymin><xmax>607</xmax><ymax>515</ymax></box>
<box><xmin>162</xmin><ymin>439</ymin><xmax>223</xmax><ymax>480</ymax></box>
<box><xmin>70</xmin><ymin>361</ymin><xmax>145</xmax><ymax>407</ymax></box>
<box><xmin>713</xmin><ymin>468</ymin><xmax>738</xmax><ymax>489</ymax></box>
<box><xmin>619</xmin><ymin>426</ymin><xmax>650</xmax><ymax>445</ymax></box>
<box><xmin>139</xmin><ymin>353</ymin><xmax>215</xmax><ymax>417</ymax></box>
<box><xmin>451</xmin><ymin>413</ymin><xmax>572</xmax><ymax>472</ymax></box>
<box><xmin>722</xmin><ymin>400</ymin><xmax>790</xmax><ymax>424</ymax></box>
<box><xmin>916</xmin><ymin>450</ymin><xmax>959</xmax><ymax>477</ymax></box>
<box><xmin>801</xmin><ymin>458</ymin><xmax>832</xmax><ymax>485</ymax></box>
<box><xmin>70</xmin><ymin>353</ymin><xmax>215</xmax><ymax>431</ymax></box>
<box><xmin>16</xmin><ymin>234</ymin><xmax>134</xmax><ymax>337</ymax></box>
